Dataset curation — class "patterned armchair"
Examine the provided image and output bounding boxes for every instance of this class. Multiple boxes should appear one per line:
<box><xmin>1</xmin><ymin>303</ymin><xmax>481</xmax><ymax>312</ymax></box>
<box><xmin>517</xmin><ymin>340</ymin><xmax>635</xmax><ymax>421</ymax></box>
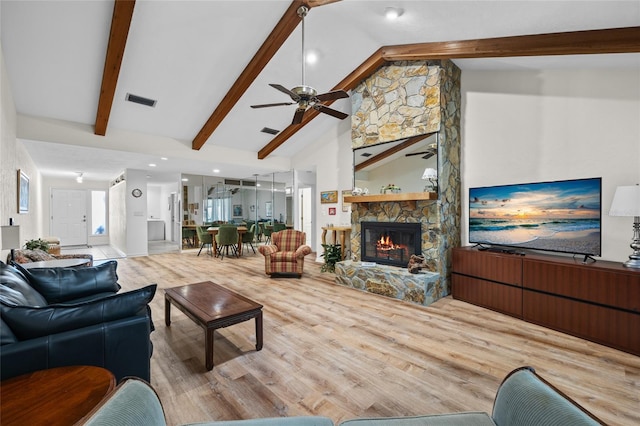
<box><xmin>258</xmin><ymin>230</ymin><xmax>312</xmax><ymax>278</ymax></box>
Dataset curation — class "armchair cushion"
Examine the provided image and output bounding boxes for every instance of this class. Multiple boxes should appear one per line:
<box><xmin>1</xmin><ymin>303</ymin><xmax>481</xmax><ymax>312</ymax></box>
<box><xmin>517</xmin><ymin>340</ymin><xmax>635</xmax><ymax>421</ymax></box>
<box><xmin>14</xmin><ymin>260</ymin><xmax>120</xmax><ymax>304</ymax></box>
<box><xmin>1</xmin><ymin>284</ymin><xmax>156</xmax><ymax>340</ymax></box>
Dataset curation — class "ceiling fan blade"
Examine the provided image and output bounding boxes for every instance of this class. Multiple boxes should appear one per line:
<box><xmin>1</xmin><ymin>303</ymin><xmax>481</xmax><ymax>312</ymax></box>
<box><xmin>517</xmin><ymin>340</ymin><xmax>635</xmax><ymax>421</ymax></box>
<box><xmin>314</xmin><ymin>104</ymin><xmax>348</xmax><ymax>120</ymax></box>
<box><xmin>251</xmin><ymin>102</ymin><xmax>295</xmax><ymax>109</ymax></box>
<box><xmin>269</xmin><ymin>83</ymin><xmax>300</xmax><ymax>101</ymax></box>
<box><xmin>315</xmin><ymin>90</ymin><xmax>349</xmax><ymax>102</ymax></box>
<box><xmin>405</xmin><ymin>150</ymin><xmax>434</xmax><ymax>157</ymax></box>
<box><xmin>292</xmin><ymin>108</ymin><xmax>306</xmax><ymax>125</ymax></box>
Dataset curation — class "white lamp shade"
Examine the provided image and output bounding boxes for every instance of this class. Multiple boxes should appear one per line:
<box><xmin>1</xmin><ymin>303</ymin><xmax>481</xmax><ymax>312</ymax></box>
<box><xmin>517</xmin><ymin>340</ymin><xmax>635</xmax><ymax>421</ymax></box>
<box><xmin>422</xmin><ymin>168</ymin><xmax>437</xmax><ymax>180</ymax></box>
<box><xmin>609</xmin><ymin>185</ymin><xmax>640</xmax><ymax>217</ymax></box>
<box><xmin>1</xmin><ymin>226</ymin><xmax>21</xmax><ymax>250</ymax></box>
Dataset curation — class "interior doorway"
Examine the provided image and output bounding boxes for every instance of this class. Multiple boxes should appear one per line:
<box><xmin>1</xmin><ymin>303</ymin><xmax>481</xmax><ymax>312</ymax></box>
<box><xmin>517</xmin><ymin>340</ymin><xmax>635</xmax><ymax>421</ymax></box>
<box><xmin>299</xmin><ymin>187</ymin><xmax>313</xmax><ymax>249</ymax></box>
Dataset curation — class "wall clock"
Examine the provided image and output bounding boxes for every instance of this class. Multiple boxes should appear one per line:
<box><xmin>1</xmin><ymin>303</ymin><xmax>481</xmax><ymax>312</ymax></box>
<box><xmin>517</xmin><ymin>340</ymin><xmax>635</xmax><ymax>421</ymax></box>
<box><xmin>132</xmin><ymin>188</ymin><xmax>143</xmax><ymax>198</ymax></box>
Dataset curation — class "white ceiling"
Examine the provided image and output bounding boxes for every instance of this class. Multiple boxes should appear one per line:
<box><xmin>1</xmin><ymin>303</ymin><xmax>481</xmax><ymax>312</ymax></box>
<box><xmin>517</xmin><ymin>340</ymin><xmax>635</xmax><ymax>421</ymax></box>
<box><xmin>2</xmin><ymin>1</ymin><xmax>639</xmax><ymax>184</ymax></box>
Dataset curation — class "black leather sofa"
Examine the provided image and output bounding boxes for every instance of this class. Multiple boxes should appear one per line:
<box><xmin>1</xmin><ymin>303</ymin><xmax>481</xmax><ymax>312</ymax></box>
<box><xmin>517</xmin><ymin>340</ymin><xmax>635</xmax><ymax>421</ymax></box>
<box><xmin>0</xmin><ymin>260</ymin><xmax>156</xmax><ymax>382</ymax></box>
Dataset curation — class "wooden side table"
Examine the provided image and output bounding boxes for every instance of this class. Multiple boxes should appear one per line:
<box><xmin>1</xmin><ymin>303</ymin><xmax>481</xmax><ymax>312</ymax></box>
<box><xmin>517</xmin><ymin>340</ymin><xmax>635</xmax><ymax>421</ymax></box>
<box><xmin>0</xmin><ymin>366</ymin><xmax>115</xmax><ymax>426</ymax></box>
<box><xmin>321</xmin><ymin>226</ymin><xmax>352</xmax><ymax>260</ymax></box>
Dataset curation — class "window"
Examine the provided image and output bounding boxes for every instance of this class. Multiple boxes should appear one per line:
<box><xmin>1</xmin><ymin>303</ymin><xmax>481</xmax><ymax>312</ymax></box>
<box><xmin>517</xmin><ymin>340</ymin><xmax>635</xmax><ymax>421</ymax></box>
<box><xmin>91</xmin><ymin>190</ymin><xmax>107</xmax><ymax>235</ymax></box>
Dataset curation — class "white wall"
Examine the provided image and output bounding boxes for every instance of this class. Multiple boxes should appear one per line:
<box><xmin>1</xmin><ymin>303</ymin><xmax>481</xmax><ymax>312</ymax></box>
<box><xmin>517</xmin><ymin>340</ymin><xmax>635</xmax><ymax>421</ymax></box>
<box><xmin>1</xmin><ymin>46</ymin><xmax>42</xmax><ymax>256</ymax></box>
<box><xmin>125</xmin><ymin>169</ymin><xmax>149</xmax><ymax>256</ymax></box>
<box><xmin>292</xmin><ymin>119</ymin><xmax>352</xmax><ymax>255</ymax></box>
<box><xmin>461</xmin><ymin>69</ymin><xmax>640</xmax><ymax>263</ymax></box>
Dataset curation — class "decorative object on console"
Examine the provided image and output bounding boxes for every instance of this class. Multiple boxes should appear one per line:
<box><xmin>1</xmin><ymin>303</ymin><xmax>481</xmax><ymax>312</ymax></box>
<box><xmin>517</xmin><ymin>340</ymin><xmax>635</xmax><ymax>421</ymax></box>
<box><xmin>407</xmin><ymin>254</ymin><xmax>428</xmax><ymax>274</ymax></box>
<box><xmin>383</xmin><ymin>184</ymin><xmax>401</xmax><ymax>194</ymax></box>
<box><xmin>1</xmin><ymin>219</ymin><xmax>21</xmax><ymax>263</ymax></box>
<box><xmin>24</xmin><ymin>238</ymin><xmax>50</xmax><ymax>252</ymax></box>
<box><xmin>422</xmin><ymin>168</ymin><xmax>438</xmax><ymax>192</ymax></box>
<box><xmin>609</xmin><ymin>184</ymin><xmax>640</xmax><ymax>268</ymax></box>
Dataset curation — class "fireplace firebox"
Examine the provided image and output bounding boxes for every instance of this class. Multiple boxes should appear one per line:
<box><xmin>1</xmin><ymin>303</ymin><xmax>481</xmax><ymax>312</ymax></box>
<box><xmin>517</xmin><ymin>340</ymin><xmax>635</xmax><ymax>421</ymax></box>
<box><xmin>361</xmin><ymin>221</ymin><xmax>422</xmax><ymax>267</ymax></box>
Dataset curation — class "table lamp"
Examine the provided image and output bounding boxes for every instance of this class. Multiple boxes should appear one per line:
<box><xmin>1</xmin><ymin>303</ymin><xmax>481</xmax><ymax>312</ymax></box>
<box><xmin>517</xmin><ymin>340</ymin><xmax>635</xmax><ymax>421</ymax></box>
<box><xmin>609</xmin><ymin>184</ymin><xmax>640</xmax><ymax>268</ymax></box>
<box><xmin>1</xmin><ymin>220</ymin><xmax>21</xmax><ymax>263</ymax></box>
<box><xmin>421</xmin><ymin>168</ymin><xmax>438</xmax><ymax>192</ymax></box>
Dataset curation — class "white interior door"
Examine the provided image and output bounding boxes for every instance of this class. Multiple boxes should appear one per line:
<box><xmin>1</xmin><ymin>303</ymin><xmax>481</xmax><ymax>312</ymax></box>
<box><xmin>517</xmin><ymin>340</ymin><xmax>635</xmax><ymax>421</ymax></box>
<box><xmin>51</xmin><ymin>189</ymin><xmax>88</xmax><ymax>246</ymax></box>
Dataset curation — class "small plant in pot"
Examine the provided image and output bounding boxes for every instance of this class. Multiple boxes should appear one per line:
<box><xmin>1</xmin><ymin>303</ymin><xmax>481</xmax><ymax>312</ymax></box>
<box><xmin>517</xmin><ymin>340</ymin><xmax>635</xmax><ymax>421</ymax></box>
<box><xmin>321</xmin><ymin>243</ymin><xmax>342</xmax><ymax>273</ymax></box>
<box><xmin>24</xmin><ymin>238</ymin><xmax>50</xmax><ymax>252</ymax></box>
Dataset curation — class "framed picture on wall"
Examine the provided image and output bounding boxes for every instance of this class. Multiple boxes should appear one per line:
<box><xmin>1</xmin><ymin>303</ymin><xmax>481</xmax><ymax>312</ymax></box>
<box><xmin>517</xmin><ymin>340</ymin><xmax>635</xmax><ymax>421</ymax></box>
<box><xmin>233</xmin><ymin>204</ymin><xmax>243</xmax><ymax>217</ymax></box>
<box><xmin>320</xmin><ymin>190</ymin><xmax>338</xmax><ymax>204</ymax></box>
<box><xmin>329</xmin><ymin>207</ymin><xmax>336</xmax><ymax>215</ymax></box>
<box><xmin>342</xmin><ymin>190</ymin><xmax>352</xmax><ymax>212</ymax></box>
<box><xmin>17</xmin><ymin>169</ymin><xmax>29</xmax><ymax>214</ymax></box>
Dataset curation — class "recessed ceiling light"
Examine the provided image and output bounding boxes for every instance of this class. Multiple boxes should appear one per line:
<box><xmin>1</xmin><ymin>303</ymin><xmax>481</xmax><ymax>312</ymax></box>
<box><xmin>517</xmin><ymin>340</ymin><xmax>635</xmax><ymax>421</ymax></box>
<box><xmin>305</xmin><ymin>50</ymin><xmax>319</xmax><ymax>65</ymax></box>
<box><xmin>161</xmin><ymin>157</ymin><xmax>168</xmax><ymax>161</ymax></box>
<box><xmin>149</xmin><ymin>163</ymin><xmax>156</xmax><ymax>167</ymax></box>
<box><xmin>182</xmin><ymin>178</ymin><xmax>189</xmax><ymax>182</ymax></box>
<box><xmin>213</xmin><ymin>169</ymin><xmax>220</xmax><ymax>173</ymax></box>
<box><xmin>385</xmin><ymin>7</ymin><xmax>403</xmax><ymax>20</ymax></box>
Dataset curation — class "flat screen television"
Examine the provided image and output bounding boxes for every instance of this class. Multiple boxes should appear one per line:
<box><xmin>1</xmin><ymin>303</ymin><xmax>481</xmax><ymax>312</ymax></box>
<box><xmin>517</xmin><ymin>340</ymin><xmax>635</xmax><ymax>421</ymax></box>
<box><xmin>469</xmin><ymin>177</ymin><xmax>602</xmax><ymax>258</ymax></box>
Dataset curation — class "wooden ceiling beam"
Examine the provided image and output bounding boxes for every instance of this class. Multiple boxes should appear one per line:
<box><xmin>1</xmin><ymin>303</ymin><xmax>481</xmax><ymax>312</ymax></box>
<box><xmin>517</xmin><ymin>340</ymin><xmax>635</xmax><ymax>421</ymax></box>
<box><xmin>94</xmin><ymin>0</ymin><xmax>136</xmax><ymax>136</ymax></box>
<box><xmin>258</xmin><ymin>26</ymin><xmax>640</xmax><ymax>159</ymax></box>
<box><xmin>354</xmin><ymin>133</ymin><xmax>433</xmax><ymax>173</ymax></box>
<box><xmin>192</xmin><ymin>0</ymin><xmax>312</xmax><ymax>151</ymax></box>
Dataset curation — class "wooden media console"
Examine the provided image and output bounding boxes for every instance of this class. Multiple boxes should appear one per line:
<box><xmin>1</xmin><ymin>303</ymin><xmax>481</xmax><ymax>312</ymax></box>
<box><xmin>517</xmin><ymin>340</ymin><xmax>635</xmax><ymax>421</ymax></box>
<box><xmin>452</xmin><ymin>246</ymin><xmax>640</xmax><ymax>356</ymax></box>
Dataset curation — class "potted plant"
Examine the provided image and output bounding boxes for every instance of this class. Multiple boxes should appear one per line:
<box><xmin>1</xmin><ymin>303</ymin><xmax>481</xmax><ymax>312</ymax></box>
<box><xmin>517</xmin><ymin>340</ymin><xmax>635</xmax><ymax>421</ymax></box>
<box><xmin>24</xmin><ymin>238</ymin><xmax>50</xmax><ymax>252</ymax></box>
<box><xmin>320</xmin><ymin>243</ymin><xmax>342</xmax><ymax>273</ymax></box>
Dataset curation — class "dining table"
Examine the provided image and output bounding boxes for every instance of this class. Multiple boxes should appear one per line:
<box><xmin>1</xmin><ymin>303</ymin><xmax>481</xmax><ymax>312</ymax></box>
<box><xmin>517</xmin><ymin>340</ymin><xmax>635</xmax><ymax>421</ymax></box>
<box><xmin>207</xmin><ymin>226</ymin><xmax>248</xmax><ymax>257</ymax></box>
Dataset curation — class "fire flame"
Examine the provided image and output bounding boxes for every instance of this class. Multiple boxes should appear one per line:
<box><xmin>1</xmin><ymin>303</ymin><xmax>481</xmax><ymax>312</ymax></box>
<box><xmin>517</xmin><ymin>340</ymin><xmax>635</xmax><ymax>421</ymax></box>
<box><xmin>377</xmin><ymin>235</ymin><xmax>401</xmax><ymax>251</ymax></box>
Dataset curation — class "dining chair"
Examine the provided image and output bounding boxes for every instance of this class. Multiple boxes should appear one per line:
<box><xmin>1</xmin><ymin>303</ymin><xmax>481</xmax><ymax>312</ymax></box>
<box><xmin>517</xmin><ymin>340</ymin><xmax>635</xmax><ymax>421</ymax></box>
<box><xmin>195</xmin><ymin>226</ymin><xmax>213</xmax><ymax>256</ymax></box>
<box><xmin>215</xmin><ymin>225</ymin><xmax>238</xmax><ymax>259</ymax></box>
<box><xmin>263</xmin><ymin>224</ymin><xmax>273</xmax><ymax>245</ymax></box>
<box><xmin>242</xmin><ymin>227</ymin><xmax>256</xmax><ymax>254</ymax></box>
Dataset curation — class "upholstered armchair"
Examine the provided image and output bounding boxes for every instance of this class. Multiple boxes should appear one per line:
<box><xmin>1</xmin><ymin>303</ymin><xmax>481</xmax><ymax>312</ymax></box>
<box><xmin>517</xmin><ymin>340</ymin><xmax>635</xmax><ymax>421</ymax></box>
<box><xmin>258</xmin><ymin>230</ymin><xmax>312</xmax><ymax>278</ymax></box>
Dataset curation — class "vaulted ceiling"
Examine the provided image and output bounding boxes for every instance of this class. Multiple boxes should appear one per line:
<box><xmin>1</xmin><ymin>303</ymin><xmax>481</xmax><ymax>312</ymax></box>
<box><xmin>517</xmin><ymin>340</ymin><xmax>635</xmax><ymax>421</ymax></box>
<box><xmin>2</xmin><ymin>1</ymin><xmax>639</xmax><ymax>183</ymax></box>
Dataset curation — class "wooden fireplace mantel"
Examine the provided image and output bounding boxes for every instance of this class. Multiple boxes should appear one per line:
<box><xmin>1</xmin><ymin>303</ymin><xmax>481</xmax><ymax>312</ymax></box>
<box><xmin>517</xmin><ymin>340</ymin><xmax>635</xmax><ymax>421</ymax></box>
<box><xmin>344</xmin><ymin>192</ymin><xmax>437</xmax><ymax>208</ymax></box>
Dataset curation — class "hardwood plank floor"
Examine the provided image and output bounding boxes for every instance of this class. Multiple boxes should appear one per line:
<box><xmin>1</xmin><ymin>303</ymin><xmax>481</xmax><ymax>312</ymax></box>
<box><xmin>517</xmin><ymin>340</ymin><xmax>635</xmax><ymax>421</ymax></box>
<box><xmin>115</xmin><ymin>250</ymin><xmax>640</xmax><ymax>426</ymax></box>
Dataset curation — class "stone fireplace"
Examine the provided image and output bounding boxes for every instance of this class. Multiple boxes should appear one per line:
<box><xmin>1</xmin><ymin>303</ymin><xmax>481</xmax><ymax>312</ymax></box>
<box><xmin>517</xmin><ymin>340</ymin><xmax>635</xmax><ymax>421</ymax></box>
<box><xmin>335</xmin><ymin>59</ymin><xmax>461</xmax><ymax>307</ymax></box>
<box><xmin>361</xmin><ymin>221</ymin><xmax>421</xmax><ymax>267</ymax></box>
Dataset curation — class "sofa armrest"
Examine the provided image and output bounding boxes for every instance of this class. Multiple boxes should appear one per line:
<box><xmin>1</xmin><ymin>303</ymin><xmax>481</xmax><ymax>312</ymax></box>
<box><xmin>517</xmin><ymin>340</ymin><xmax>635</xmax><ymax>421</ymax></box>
<box><xmin>0</xmin><ymin>308</ymin><xmax>153</xmax><ymax>382</ymax></box>
<box><xmin>492</xmin><ymin>367</ymin><xmax>604</xmax><ymax>426</ymax></box>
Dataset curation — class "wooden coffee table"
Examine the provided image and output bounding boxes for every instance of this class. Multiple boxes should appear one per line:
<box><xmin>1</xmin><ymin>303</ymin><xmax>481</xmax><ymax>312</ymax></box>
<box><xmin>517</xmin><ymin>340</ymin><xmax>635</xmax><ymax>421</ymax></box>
<box><xmin>0</xmin><ymin>366</ymin><xmax>115</xmax><ymax>426</ymax></box>
<box><xmin>164</xmin><ymin>281</ymin><xmax>263</xmax><ymax>370</ymax></box>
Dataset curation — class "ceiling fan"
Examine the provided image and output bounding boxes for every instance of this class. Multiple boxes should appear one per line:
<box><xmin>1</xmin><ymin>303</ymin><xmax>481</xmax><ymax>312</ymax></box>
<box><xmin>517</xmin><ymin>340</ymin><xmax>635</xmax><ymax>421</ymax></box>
<box><xmin>405</xmin><ymin>143</ymin><xmax>437</xmax><ymax>160</ymax></box>
<box><xmin>250</xmin><ymin>5</ymin><xmax>349</xmax><ymax>125</ymax></box>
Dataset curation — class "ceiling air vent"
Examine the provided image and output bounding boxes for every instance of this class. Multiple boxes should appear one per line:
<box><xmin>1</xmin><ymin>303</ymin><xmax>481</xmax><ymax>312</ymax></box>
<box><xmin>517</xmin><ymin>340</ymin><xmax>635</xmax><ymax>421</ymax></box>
<box><xmin>224</xmin><ymin>179</ymin><xmax>241</xmax><ymax>186</ymax></box>
<box><xmin>242</xmin><ymin>180</ymin><xmax>256</xmax><ymax>187</ymax></box>
<box><xmin>261</xmin><ymin>127</ymin><xmax>280</xmax><ymax>135</ymax></box>
<box><xmin>126</xmin><ymin>93</ymin><xmax>157</xmax><ymax>107</ymax></box>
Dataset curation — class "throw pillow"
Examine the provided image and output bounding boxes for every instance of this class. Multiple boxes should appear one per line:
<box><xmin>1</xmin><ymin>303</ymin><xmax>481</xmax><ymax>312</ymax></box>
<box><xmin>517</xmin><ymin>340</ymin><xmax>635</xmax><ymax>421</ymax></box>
<box><xmin>0</xmin><ymin>263</ymin><xmax>47</xmax><ymax>307</ymax></box>
<box><xmin>14</xmin><ymin>260</ymin><xmax>121</xmax><ymax>304</ymax></box>
<box><xmin>0</xmin><ymin>284</ymin><xmax>157</xmax><ymax>340</ymax></box>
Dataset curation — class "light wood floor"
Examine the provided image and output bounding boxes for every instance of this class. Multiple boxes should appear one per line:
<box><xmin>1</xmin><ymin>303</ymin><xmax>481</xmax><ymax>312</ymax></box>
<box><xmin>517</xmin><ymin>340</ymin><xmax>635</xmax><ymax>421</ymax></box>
<box><xmin>114</xmin><ymin>250</ymin><xmax>639</xmax><ymax>426</ymax></box>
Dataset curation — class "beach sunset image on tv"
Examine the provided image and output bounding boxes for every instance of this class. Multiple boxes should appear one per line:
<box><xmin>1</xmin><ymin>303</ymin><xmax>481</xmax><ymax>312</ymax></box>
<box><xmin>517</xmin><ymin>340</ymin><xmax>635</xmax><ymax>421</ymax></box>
<box><xmin>469</xmin><ymin>177</ymin><xmax>601</xmax><ymax>256</ymax></box>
